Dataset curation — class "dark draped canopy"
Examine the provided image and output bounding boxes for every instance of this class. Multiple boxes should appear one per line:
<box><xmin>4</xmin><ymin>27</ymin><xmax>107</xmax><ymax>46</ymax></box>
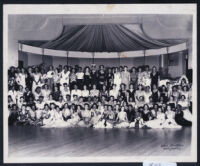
<box><xmin>19</xmin><ymin>24</ymin><xmax>186</xmax><ymax>52</ymax></box>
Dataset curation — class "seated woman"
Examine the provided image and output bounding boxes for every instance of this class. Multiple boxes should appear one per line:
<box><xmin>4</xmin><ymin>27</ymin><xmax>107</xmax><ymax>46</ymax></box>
<box><xmin>64</xmin><ymin>109</ymin><xmax>81</xmax><ymax>127</ymax></box>
<box><xmin>171</xmin><ymin>86</ymin><xmax>180</xmax><ymax>102</ymax></box>
<box><xmin>135</xmin><ymin>84</ymin><xmax>145</xmax><ymax>105</ymax></box>
<box><xmin>78</xmin><ymin>103</ymin><xmax>92</xmax><ymax>127</ymax></box>
<box><xmin>144</xmin><ymin>86</ymin><xmax>152</xmax><ymax>103</ymax></box>
<box><xmin>167</xmin><ymin>95</ymin><xmax>176</xmax><ymax>111</ymax></box>
<box><xmin>115</xmin><ymin>106</ymin><xmax>129</xmax><ymax>128</ymax></box>
<box><xmin>129</xmin><ymin>111</ymin><xmax>145</xmax><ymax>128</ymax></box>
<box><xmin>90</xmin><ymin>84</ymin><xmax>99</xmax><ymax>97</ymax></box>
<box><xmin>175</xmin><ymin>104</ymin><xmax>192</xmax><ymax>127</ymax></box>
<box><xmin>141</xmin><ymin>104</ymin><xmax>151</xmax><ymax>122</ymax></box>
<box><xmin>126</xmin><ymin>104</ymin><xmax>135</xmax><ymax>122</ymax></box>
<box><xmin>136</xmin><ymin>96</ymin><xmax>145</xmax><ymax>108</ymax></box>
<box><xmin>17</xmin><ymin>104</ymin><xmax>29</xmax><ymax>125</ymax></box>
<box><xmin>8</xmin><ymin>104</ymin><xmax>19</xmax><ymax>126</ymax></box>
<box><xmin>177</xmin><ymin>95</ymin><xmax>192</xmax><ymax>122</ymax></box>
<box><xmin>105</xmin><ymin>105</ymin><xmax>116</xmax><ymax>128</ymax></box>
<box><xmin>56</xmin><ymin>95</ymin><xmax>65</xmax><ymax>109</ymax></box>
<box><xmin>160</xmin><ymin>85</ymin><xmax>168</xmax><ymax>103</ymax></box>
<box><xmin>41</xmin><ymin>84</ymin><xmax>51</xmax><ymax>102</ymax></box>
<box><xmin>60</xmin><ymin>83</ymin><xmax>71</xmax><ymax>101</ymax></box>
<box><xmin>145</xmin><ymin>107</ymin><xmax>165</xmax><ymax>129</ymax></box>
<box><xmin>81</xmin><ymin>85</ymin><xmax>90</xmax><ymax>101</ymax></box>
<box><xmin>42</xmin><ymin>103</ymin><xmax>56</xmax><ymax>127</ymax></box>
<box><xmin>109</xmin><ymin>84</ymin><xmax>119</xmax><ymax>99</ymax></box>
<box><xmin>163</xmin><ymin>105</ymin><xmax>182</xmax><ymax>128</ymax></box>
<box><xmin>42</xmin><ymin>104</ymin><xmax>52</xmax><ymax>126</ymax></box>
<box><xmin>62</xmin><ymin>103</ymin><xmax>72</xmax><ymax>121</ymax></box>
<box><xmin>90</xmin><ymin>104</ymin><xmax>102</xmax><ymax>126</ymax></box>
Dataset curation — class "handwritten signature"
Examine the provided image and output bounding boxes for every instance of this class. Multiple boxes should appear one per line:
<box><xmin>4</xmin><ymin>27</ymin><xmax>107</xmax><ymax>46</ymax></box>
<box><xmin>161</xmin><ymin>144</ymin><xmax>183</xmax><ymax>150</ymax></box>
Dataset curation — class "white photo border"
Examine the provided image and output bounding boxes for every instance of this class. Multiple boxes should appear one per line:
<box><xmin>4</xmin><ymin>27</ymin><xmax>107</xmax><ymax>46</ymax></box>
<box><xmin>3</xmin><ymin>4</ymin><xmax>197</xmax><ymax>163</ymax></box>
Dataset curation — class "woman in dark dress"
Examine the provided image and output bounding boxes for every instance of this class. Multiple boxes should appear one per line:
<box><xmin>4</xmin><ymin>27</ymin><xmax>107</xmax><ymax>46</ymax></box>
<box><xmin>90</xmin><ymin>69</ymin><xmax>98</xmax><ymax>87</ymax></box>
<box><xmin>98</xmin><ymin>68</ymin><xmax>106</xmax><ymax>91</ymax></box>
<box><xmin>142</xmin><ymin>104</ymin><xmax>151</xmax><ymax>122</ymax></box>
<box><xmin>150</xmin><ymin>66</ymin><xmax>160</xmax><ymax>90</ymax></box>
<box><xmin>26</xmin><ymin>67</ymin><xmax>33</xmax><ymax>91</ymax></box>
<box><xmin>127</xmin><ymin>84</ymin><xmax>135</xmax><ymax>102</ymax></box>
<box><xmin>106</xmin><ymin>68</ymin><xmax>114</xmax><ymax>90</ymax></box>
<box><xmin>175</xmin><ymin>104</ymin><xmax>192</xmax><ymax>127</ymax></box>
<box><xmin>84</xmin><ymin>67</ymin><xmax>91</xmax><ymax>90</ymax></box>
<box><xmin>152</xmin><ymin>84</ymin><xmax>160</xmax><ymax>104</ymax></box>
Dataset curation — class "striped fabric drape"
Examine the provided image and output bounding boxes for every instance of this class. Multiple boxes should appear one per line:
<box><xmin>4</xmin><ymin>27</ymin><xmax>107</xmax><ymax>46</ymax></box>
<box><xmin>19</xmin><ymin>24</ymin><xmax>185</xmax><ymax>52</ymax></box>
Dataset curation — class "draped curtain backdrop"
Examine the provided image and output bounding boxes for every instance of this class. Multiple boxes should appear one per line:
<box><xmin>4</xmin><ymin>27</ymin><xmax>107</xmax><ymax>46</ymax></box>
<box><xmin>19</xmin><ymin>24</ymin><xmax>185</xmax><ymax>52</ymax></box>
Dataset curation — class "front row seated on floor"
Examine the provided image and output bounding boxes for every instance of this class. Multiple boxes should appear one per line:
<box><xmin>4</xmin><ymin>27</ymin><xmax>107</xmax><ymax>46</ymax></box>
<box><xmin>9</xmin><ymin>100</ymin><xmax>192</xmax><ymax>128</ymax></box>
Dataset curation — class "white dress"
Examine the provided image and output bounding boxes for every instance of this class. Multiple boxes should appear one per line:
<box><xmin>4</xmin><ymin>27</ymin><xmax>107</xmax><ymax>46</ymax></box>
<box><xmin>18</xmin><ymin>73</ymin><xmax>26</xmax><ymax>88</ymax></box>
<box><xmin>115</xmin><ymin>112</ymin><xmax>129</xmax><ymax>128</ymax></box>
<box><xmin>114</xmin><ymin>72</ymin><xmax>121</xmax><ymax>90</ymax></box>
<box><xmin>145</xmin><ymin>112</ymin><xmax>166</xmax><ymax>129</ymax></box>
<box><xmin>163</xmin><ymin>111</ymin><xmax>182</xmax><ymax>128</ymax></box>
<box><xmin>178</xmin><ymin>101</ymin><xmax>192</xmax><ymax>122</ymax></box>
<box><xmin>78</xmin><ymin>110</ymin><xmax>92</xmax><ymax>127</ymax></box>
<box><xmin>32</xmin><ymin>73</ymin><xmax>41</xmax><ymax>92</ymax></box>
<box><xmin>42</xmin><ymin>89</ymin><xmax>51</xmax><ymax>101</ymax></box>
<box><xmin>60</xmin><ymin>70</ymin><xmax>70</xmax><ymax>85</ymax></box>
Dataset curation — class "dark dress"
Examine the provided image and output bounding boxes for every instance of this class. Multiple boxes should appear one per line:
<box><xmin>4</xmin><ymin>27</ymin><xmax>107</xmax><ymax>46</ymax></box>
<box><xmin>142</xmin><ymin>111</ymin><xmax>150</xmax><ymax>122</ymax></box>
<box><xmin>150</xmin><ymin>72</ymin><xmax>160</xmax><ymax>89</ymax></box>
<box><xmin>24</xmin><ymin>91</ymin><xmax>35</xmax><ymax>103</ymax></box>
<box><xmin>98</xmin><ymin>72</ymin><xmax>106</xmax><ymax>90</ymax></box>
<box><xmin>91</xmin><ymin>72</ymin><xmax>98</xmax><ymax>86</ymax></box>
<box><xmin>175</xmin><ymin>111</ymin><xmax>192</xmax><ymax>127</ymax></box>
<box><xmin>126</xmin><ymin>109</ymin><xmax>135</xmax><ymax>122</ymax></box>
<box><xmin>84</xmin><ymin>74</ymin><xmax>91</xmax><ymax>89</ymax></box>
<box><xmin>152</xmin><ymin>90</ymin><xmax>159</xmax><ymax>103</ymax></box>
<box><xmin>106</xmin><ymin>73</ymin><xmax>114</xmax><ymax>90</ymax></box>
<box><xmin>127</xmin><ymin>89</ymin><xmax>135</xmax><ymax>102</ymax></box>
<box><xmin>26</xmin><ymin>73</ymin><xmax>33</xmax><ymax>91</ymax></box>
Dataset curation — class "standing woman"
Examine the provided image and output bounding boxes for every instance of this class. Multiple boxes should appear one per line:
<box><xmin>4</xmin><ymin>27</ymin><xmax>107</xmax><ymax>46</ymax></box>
<box><xmin>121</xmin><ymin>66</ymin><xmax>130</xmax><ymax>90</ymax></box>
<box><xmin>32</xmin><ymin>67</ymin><xmax>42</xmax><ymax>92</ymax></box>
<box><xmin>69</xmin><ymin>68</ymin><xmax>77</xmax><ymax>90</ymax></box>
<box><xmin>90</xmin><ymin>68</ymin><xmax>98</xmax><ymax>89</ymax></box>
<box><xmin>84</xmin><ymin>67</ymin><xmax>91</xmax><ymax>90</ymax></box>
<box><xmin>106</xmin><ymin>68</ymin><xmax>114</xmax><ymax>90</ymax></box>
<box><xmin>150</xmin><ymin>66</ymin><xmax>160</xmax><ymax>90</ymax></box>
<box><xmin>130</xmin><ymin>67</ymin><xmax>137</xmax><ymax>89</ymax></box>
<box><xmin>18</xmin><ymin>68</ymin><xmax>27</xmax><ymax>89</ymax></box>
<box><xmin>26</xmin><ymin>67</ymin><xmax>34</xmax><ymax>92</ymax></box>
<box><xmin>98</xmin><ymin>67</ymin><xmax>106</xmax><ymax>91</ymax></box>
<box><xmin>113</xmin><ymin>67</ymin><xmax>122</xmax><ymax>91</ymax></box>
<box><xmin>46</xmin><ymin>66</ymin><xmax>55</xmax><ymax>90</ymax></box>
<box><xmin>137</xmin><ymin>67</ymin><xmax>144</xmax><ymax>86</ymax></box>
<box><xmin>151</xmin><ymin>84</ymin><xmax>160</xmax><ymax>104</ymax></box>
<box><xmin>60</xmin><ymin>66</ymin><xmax>70</xmax><ymax>88</ymax></box>
<box><xmin>142</xmin><ymin>66</ymin><xmax>151</xmax><ymax>88</ymax></box>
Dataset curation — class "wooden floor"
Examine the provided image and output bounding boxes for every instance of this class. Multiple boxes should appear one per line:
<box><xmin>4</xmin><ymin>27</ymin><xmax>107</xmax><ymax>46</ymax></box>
<box><xmin>8</xmin><ymin>126</ymin><xmax>191</xmax><ymax>157</ymax></box>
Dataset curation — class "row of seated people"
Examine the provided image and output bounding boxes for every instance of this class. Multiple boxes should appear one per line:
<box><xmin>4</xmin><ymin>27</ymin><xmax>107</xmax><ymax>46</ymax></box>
<box><xmin>8</xmin><ymin>64</ymin><xmax>192</xmax><ymax>128</ymax></box>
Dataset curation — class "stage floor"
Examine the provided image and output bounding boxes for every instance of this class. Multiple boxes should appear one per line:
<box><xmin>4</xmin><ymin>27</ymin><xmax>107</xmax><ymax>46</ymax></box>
<box><xmin>8</xmin><ymin>126</ymin><xmax>191</xmax><ymax>157</ymax></box>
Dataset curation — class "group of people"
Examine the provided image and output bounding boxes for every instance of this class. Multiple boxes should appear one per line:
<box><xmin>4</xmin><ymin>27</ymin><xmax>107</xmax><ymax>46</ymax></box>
<box><xmin>8</xmin><ymin>63</ymin><xmax>193</xmax><ymax>128</ymax></box>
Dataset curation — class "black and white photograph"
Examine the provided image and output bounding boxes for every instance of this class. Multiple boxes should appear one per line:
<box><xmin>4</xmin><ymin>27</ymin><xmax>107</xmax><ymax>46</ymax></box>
<box><xmin>3</xmin><ymin>4</ymin><xmax>197</xmax><ymax>163</ymax></box>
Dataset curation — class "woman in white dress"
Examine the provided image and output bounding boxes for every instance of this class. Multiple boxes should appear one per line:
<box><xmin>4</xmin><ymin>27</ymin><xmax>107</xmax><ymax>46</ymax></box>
<box><xmin>115</xmin><ymin>106</ymin><xmax>129</xmax><ymax>128</ymax></box>
<box><xmin>144</xmin><ymin>86</ymin><xmax>152</xmax><ymax>103</ymax></box>
<box><xmin>109</xmin><ymin>84</ymin><xmax>119</xmax><ymax>99</ymax></box>
<box><xmin>60</xmin><ymin>66</ymin><xmax>70</xmax><ymax>87</ymax></box>
<box><xmin>78</xmin><ymin>104</ymin><xmax>92</xmax><ymax>127</ymax></box>
<box><xmin>135</xmin><ymin>84</ymin><xmax>145</xmax><ymax>105</ymax></box>
<box><xmin>177</xmin><ymin>95</ymin><xmax>192</xmax><ymax>122</ymax></box>
<box><xmin>121</xmin><ymin>66</ymin><xmax>130</xmax><ymax>89</ymax></box>
<box><xmin>163</xmin><ymin>105</ymin><xmax>182</xmax><ymax>128</ymax></box>
<box><xmin>113</xmin><ymin>67</ymin><xmax>122</xmax><ymax>91</ymax></box>
<box><xmin>180</xmin><ymin>86</ymin><xmax>190</xmax><ymax>101</ymax></box>
<box><xmin>18</xmin><ymin>68</ymin><xmax>26</xmax><ymax>88</ymax></box>
<box><xmin>90</xmin><ymin>104</ymin><xmax>102</xmax><ymax>127</ymax></box>
<box><xmin>32</xmin><ymin>67</ymin><xmax>42</xmax><ymax>92</ymax></box>
<box><xmin>145</xmin><ymin>107</ymin><xmax>165</xmax><ymax>129</ymax></box>
<box><xmin>62</xmin><ymin>103</ymin><xmax>72</xmax><ymax>121</ymax></box>
<box><xmin>41</xmin><ymin>84</ymin><xmax>51</xmax><ymax>102</ymax></box>
<box><xmin>65</xmin><ymin>109</ymin><xmax>81</xmax><ymax>127</ymax></box>
<box><xmin>61</xmin><ymin>83</ymin><xmax>71</xmax><ymax>101</ymax></box>
<box><xmin>81</xmin><ymin>85</ymin><xmax>90</xmax><ymax>101</ymax></box>
<box><xmin>142</xmin><ymin>66</ymin><xmax>151</xmax><ymax>87</ymax></box>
